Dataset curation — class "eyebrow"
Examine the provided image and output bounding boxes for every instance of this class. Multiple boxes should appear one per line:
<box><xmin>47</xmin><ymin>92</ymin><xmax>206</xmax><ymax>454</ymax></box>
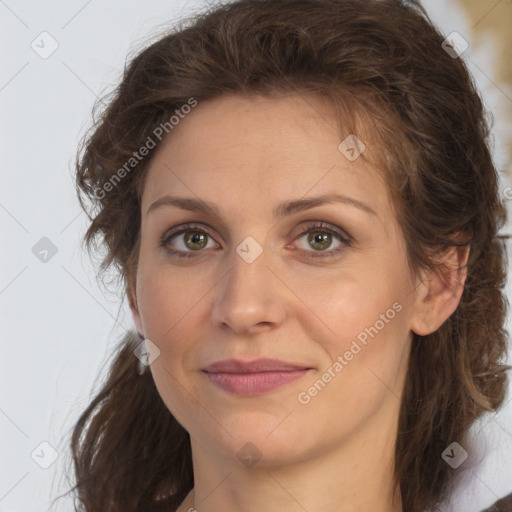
<box><xmin>146</xmin><ymin>193</ymin><xmax>377</xmax><ymax>220</ymax></box>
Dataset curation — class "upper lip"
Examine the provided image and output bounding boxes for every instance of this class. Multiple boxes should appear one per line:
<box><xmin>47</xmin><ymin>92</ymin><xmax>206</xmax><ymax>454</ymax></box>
<box><xmin>202</xmin><ymin>358</ymin><xmax>311</xmax><ymax>373</ymax></box>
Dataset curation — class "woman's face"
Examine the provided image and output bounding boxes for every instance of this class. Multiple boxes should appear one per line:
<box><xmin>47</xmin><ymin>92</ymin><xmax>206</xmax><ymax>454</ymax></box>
<box><xmin>131</xmin><ymin>92</ymin><xmax>425</xmax><ymax>467</ymax></box>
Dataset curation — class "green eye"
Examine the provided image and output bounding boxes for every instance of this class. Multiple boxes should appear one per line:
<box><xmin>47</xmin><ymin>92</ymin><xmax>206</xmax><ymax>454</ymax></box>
<box><xmin>160</xmin><ymin>221</ymin><xmax>352</xmax><ymax>259</ymax></box>
<box><xmin>181</xmin><ymin>231</ymin><xmax>209</xmax><ymax>251</ymax></box>
<box><xmin>293</xmin><ymin>221</ymin><xmax>352</xmax><ymax>258</ymax></box>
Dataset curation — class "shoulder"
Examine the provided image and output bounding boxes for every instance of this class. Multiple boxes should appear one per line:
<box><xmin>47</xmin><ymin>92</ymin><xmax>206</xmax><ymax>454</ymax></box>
<box><xmin>480</xmin><ymin>491</ymin><xmax>512</xmax><ymax>512</ymax></box>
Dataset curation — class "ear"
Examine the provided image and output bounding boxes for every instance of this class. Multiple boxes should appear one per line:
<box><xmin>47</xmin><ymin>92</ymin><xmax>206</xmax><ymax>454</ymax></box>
<box><xmin>128</xmin><ymin>283</ymin><xmax>144</xmax><ymax>338</ymax></box>
<box><xmin>410</xmin><ymin>242</ymin><xmax>470</xmax><ymax>336</ymax></box>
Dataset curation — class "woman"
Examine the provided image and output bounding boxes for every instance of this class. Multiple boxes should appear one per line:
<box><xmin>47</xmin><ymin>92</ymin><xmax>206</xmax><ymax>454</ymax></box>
<box><xmin>67</xmin><ymin>0</ymin><xmax>511</xmax><ymax>511</ymax></box>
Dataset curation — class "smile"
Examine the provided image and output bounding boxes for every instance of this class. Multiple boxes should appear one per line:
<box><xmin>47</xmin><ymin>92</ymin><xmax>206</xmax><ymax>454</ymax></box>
<box><xmin>203</xmin><ymin>368</ymin><xmax>312</xmax><ymax>395</ymax></box>
<box><xmin>203</xmin><ymin>359</ymin><xmax>311</xmax><ymax>396</ymax></box>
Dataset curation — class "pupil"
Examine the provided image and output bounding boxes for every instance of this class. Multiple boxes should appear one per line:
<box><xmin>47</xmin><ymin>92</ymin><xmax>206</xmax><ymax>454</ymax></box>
<box><xmin>309</xmin><ymin>232</ymin><xmax>331</xmax><ymax>251</ymax></box>
<box><xmin>188</xmin><ymin>232</ymin><xmax>205</xmax><ymax>249</ymax></box>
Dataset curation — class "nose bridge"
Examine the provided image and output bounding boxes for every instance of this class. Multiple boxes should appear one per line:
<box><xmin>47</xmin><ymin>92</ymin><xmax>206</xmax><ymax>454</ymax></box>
<box><xmin>232</xmin><ymin>235</ymin><xmax>268</xmax><ymax>289</ymax></box>
<box><xmin>222</xmin><ymin>235</ymin><xmax>272</xmax><ymax>307</ymax></box>
<box><xmin>211</xmin><ymin>234</ymin><xmax>286</xmax><ymax>332</ymax></box>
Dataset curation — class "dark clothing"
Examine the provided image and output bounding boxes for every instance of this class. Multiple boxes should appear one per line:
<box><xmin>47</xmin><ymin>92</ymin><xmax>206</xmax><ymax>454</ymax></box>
<box><xmin>480</xmin><ymin>492</ymin><xmax>512</xmax><ymax>511</ymax></box>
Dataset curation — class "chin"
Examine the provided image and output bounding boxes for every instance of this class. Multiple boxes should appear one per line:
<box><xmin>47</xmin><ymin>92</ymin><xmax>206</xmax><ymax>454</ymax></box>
<box><xmin>199</xmin><ymin>414</ymin><xmax>320</xmax><ymax>468</ymax></box>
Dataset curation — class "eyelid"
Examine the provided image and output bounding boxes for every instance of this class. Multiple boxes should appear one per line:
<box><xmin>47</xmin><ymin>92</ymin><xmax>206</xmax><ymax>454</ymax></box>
<box><xmin>161</xmin><ymin>220</ymin><xmax>353</xmax><ymax>258</ymax></box>
<box><xmin>288</xmin><ymin>221</ymin><xmax>352</xmax><ymax>258</ymax></box>
<box><xmin>162</xmin><ymin>222</ymin><xmax>221</xmax><ymax>249</ymax></box>
<box><xmin>292</xmin><ymin>220</ymin><xmax>352</xmax><ymax>242</ymax></box>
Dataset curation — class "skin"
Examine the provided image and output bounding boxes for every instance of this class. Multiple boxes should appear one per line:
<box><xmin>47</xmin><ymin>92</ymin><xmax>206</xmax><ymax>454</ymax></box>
<box><xmin>130</xmin><ymin>92</ymin><xmax>468</xmax><ymax>512</ymax></box>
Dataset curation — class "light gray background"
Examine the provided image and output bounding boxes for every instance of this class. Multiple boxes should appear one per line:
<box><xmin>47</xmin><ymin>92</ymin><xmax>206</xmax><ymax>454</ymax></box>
<box><xmin>1</xmin><ymin>1</ymin><xmax>511</xmax><ymax>511</ymax></box>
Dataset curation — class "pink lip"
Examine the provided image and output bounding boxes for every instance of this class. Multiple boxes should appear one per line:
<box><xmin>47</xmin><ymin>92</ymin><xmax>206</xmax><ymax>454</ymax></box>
<box><xmin>202</xmin><ymin>358</ymin><xmax>312</xmax><ymax>396</ymax></box>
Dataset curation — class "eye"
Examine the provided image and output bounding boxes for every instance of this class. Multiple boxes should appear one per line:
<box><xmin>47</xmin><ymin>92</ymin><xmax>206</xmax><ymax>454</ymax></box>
<box><xmin>159</xmin><ymin>221</ymin><xmax>353</xmax><ymax>259</ymax></box>
<box><xmin>291</xmin><ymin>221</ymin><xmax>352</xmax><ymax>258</ymax></box>
<box><xmin>159</xmin><ymin>223</ymin><xmax>219</xmax><ymax>258</ymax></box>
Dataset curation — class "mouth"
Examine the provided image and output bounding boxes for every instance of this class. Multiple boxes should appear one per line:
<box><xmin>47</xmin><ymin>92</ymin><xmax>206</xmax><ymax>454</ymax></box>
<box><xmin>202</xmin><ymin>358</ymin><xmax>313</xmax><ymax>396</ymax></box>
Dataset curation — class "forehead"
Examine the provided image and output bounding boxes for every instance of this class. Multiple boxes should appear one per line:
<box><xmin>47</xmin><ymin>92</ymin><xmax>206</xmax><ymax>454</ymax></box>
<box><xmin>141</xmin><ymin>93</ymin><xmax>390</xmax><ymax>220</ymax></box>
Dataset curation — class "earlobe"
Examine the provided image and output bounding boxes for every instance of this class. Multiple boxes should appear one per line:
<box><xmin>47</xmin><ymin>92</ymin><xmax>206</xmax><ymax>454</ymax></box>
<box><xmin>410</xmin><ymin>244</ymin><xmax>470</xmax><ymax>336</ymax></box>
<box><xmin>129</xmin><ymin>287</ymin><xmax>144</xmax><ymax>338</ymax></box>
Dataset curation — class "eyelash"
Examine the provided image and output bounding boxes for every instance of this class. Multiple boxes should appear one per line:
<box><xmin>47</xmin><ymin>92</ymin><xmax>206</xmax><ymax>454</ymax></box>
<box><xmin>159</xmin><ymin>221</ymin><xmax>353</xmax><ymax>259</ymax></box>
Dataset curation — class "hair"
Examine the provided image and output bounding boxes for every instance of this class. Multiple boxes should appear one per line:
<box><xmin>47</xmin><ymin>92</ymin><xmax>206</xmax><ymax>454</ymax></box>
<box><xmin>63</xmin><ymin>0</ymin><xmax>510</xmax><ymax>511</ymax></box>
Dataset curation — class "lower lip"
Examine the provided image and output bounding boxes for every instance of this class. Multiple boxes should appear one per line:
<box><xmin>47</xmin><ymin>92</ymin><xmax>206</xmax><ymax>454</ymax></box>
<box><xmin>204</xmin><ymin>369</ymin><xmax>311</xmax><ymax>396</ymax></box>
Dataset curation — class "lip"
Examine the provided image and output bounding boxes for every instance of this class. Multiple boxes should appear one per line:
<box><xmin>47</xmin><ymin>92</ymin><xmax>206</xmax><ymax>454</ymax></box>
<box><xmin>202</xmin><ymin>357</ymin><xmax>311</xmax><ymax>373</ymax></box>
<box><xmin>202</xmin><ymin>358</ymin><xmax>313</xmax><ymax>396</ymax></box>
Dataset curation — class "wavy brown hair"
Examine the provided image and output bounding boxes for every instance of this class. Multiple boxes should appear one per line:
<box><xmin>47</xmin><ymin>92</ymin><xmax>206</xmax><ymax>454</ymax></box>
<box><xmin>61</xmin><ymin>0</ymin><xmax>511</xmax><ymax>511</ymax></box>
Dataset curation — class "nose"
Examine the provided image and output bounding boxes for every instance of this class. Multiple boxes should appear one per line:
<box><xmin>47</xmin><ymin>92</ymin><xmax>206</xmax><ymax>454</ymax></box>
<box><xmin>210</xmin><ymin>243</ymin><xmax>288</xmax><ymax>336</ymax></box>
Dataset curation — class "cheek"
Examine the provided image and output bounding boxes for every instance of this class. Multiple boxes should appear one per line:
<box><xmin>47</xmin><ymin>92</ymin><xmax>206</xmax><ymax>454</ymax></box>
<box><xmin>138</xmin><ymin>270</ymin><xmax>203</xmax><ymax>426</ymax></box>
<box><xmin>295</xmin><ymin>263</ymin><xmax>410</xmax><ymax>350</ymax></box>
<box><xmin>135</xmin><ymin>269</ymin><xmax>201</xmax><ymax>420</ymax></box>
<box><xmin>136</xmin><ymin>264</ymin><xmax>204</xmax><ymax>341</ymax></box>
<box><xmin>291</xmin><ymin>264</ymin><xmax>413</xmax><ymax>412</ymax></box>
<box><xmin>293</xmin><ymin>279</ymin><xmax>411</xmax><ymax>437</ymax></box>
